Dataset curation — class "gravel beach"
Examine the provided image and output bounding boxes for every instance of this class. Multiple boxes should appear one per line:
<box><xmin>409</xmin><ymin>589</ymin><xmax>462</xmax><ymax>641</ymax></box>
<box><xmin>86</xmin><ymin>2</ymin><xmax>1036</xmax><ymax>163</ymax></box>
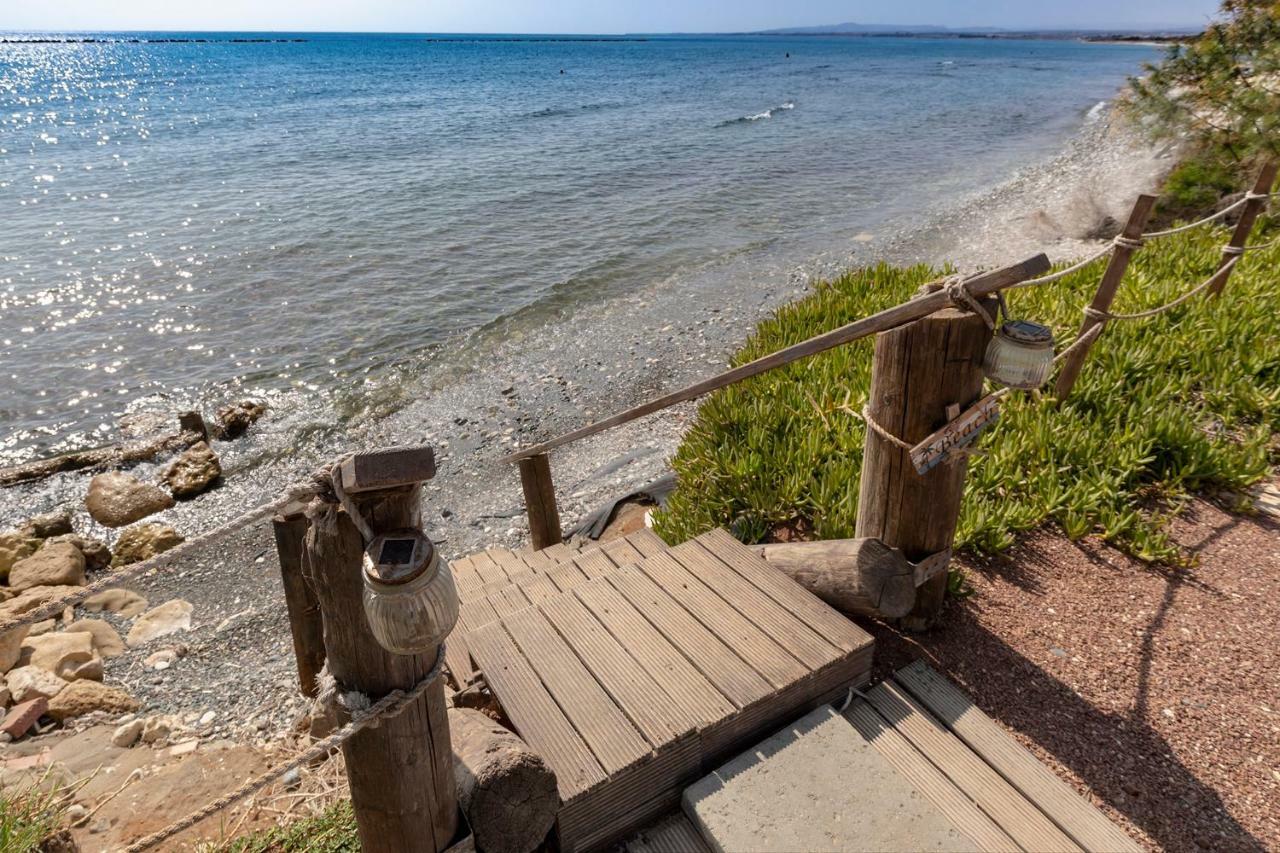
<box><xmin>1</xmin><ymin>107</ymin><xmax>1175</xmax><ymax>737</ymax></box>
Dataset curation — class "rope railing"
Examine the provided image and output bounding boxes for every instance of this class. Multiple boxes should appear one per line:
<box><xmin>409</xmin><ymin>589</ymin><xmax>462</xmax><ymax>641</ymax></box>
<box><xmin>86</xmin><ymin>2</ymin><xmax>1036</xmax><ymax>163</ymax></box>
<box><xmin>1083</xmin><ymin>257</ymin><xmax>1239</xmax><ymax>322</ymax></box>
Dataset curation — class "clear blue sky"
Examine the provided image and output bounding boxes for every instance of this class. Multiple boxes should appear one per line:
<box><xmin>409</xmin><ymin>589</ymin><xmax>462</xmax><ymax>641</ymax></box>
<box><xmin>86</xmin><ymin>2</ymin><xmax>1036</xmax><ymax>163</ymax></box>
<box><xmin>3</xmin><ymin>0</ymin><xmax>1223</xmax><ymax>35</ymax></box>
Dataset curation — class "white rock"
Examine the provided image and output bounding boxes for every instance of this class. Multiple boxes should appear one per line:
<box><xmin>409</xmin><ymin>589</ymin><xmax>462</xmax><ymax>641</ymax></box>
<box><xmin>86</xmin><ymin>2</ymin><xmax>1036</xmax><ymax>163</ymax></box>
<box><xmin>140</xmin><ymin>715</ymin><xmax>173</xmax><ymax>744</ymax></box>
<box><xmin>112</xmin><ymin>719</ymin><xmax>144</xmax><ymax>748</ymax></box>
<box><xmin>7</xmin><ymin>665</ymin><xmax>69</xmax><ymax>701</ymax></box>
<box><xmin>126</xmin><ymin>599</ymin><xmax>193</xmax><ymax>647</ymax></box>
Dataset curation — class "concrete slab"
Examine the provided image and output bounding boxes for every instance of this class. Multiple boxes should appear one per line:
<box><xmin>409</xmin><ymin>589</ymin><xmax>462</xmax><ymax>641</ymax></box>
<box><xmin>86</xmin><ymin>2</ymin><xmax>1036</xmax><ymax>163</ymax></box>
<box><xmin>683</xmin><ymin>704</ymin><xmax>973</xmax><ymax>853</ymax></box>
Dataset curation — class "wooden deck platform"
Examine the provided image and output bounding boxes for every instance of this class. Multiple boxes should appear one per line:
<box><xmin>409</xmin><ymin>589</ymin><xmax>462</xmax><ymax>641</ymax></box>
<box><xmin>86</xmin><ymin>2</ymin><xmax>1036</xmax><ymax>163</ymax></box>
<box><xmin>844</xmin><ymin>661</ymin><xmax>1141</xmax><ymax>853</ymax></box>
<box><xmin>453</xmin><ymin>527</ymin><xmax>875</xmax><ymax>852</ymax></box>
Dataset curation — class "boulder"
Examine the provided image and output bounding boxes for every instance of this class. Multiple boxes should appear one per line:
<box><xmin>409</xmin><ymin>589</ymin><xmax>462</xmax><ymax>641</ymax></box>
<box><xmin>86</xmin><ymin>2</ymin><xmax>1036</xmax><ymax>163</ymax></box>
<box><xmin>112</xmin><ymin>718</ymin><xmax>144</xmax><ymax>747</ymax></box>
<box><xmin>161</xmin><ymin>441</ymin><xmax>222</xmax><ymax>499</ymax></box>
<box><xmin>8</xmin><ymin>542</ymin><xmax>86</xmax><ymax>591</ymax></box>
<box><xmin>82</xmin><ymin>588</ymin><xmax>148</xmax><ymax>618</ymax></box>
<box><xmin>0</xmin><ymin>531</ymin><xmax>41</xmax><ymax>580</ymax></box>
<box><xmin>7</xmin><ymin>665</ymin><xmax>68</xmax><ymax>701</ymax></box>
<box><xmin>20</xmin><ymin>631</ymin><xmax>94</xmax><ymax>677</ymax></box>
<box><xmin>126</xmin><ymin>599</ymin><xmax>193</xmax><ymax>647</ymax></box>
<box><xmin>85</xmin><ymin>472</ymin><xmax>175</xmax><ymax>528</ymax></box>
<box><xmin>211</xmin><ymin>400</ymin><xmax>266</xmax><ymax>440</ymax></box>
<box><xmin>140</xmin><ymin>715</ymin><xmax>174</xmax><ymax>744</ymax></box>
<box><xmin>0</xmin><ymin>681</ymin><xmax>9</xmax><ymax>708</ymax></box>
<box><xmin>0</xmin><ymin>585</ymin><xmax>81</xmax><ymax>623</ymax></box>
<box><xmin>28</xmin><ymin>619</ymin><xmax>56</xmax><ymax>636</ymax></box>
<box><xmin>111</xmin><ymin>523</ymin><xmax>184</xmax><ymax>568</ymax></box>
<box><xmin>1</xmin><ymin>626</ymin><xmax>30</xmax><ymax>674</ymax></box>
<box><xmin>69</xmin><ymin>655</ymin><xmax>104</xmax><ymax>682</ymax></box>
<box><xmin>46</xmin><ymin>679</ymin><xmax>139</xmax><ymax>722</ymax></box>
<box><xmin>46</xmin><ymin>534</ymin><xmax>112</xmax><ymax>572</ymax></box>
<box><xmin>64</xmin><ymin>619</ymin><xmax>125</xmax><ymax>658</ymax></box>
<box><xmin>1</xmin><ymin>697</ymin><xmax>48</xmax><ymax>739</ymax></box>
<box><xmin>19</xmin><ymin>510</ymin><xmax>73</xmax><ymax>540</ymax></box>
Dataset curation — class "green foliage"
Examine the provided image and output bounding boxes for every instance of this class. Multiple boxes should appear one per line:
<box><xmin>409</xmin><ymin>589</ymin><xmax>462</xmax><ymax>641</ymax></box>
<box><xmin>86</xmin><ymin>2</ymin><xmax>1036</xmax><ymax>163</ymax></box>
<box><xmin>1126</xmin><ymin>1</ymin><xmax>1280</xmax><ymax>162</ymax></box>
<box><xmin>0</xmin><ymin>775</ymin><xmax>72</xmax><ymax>853</ymax></box>
<box><xmin>1158</xmin><ymin>149</ymin><xmax>1244</xmax><ymax>220</ymax></box>
<box><xmin>217</xmin><ymin>801</ymin><xmax>358</xmax><ymax>852</ymax></box>
<box><xmin>654</xmin><ymin>222</ymin><xmax>1280</xmax><ymax>565</ymax></box>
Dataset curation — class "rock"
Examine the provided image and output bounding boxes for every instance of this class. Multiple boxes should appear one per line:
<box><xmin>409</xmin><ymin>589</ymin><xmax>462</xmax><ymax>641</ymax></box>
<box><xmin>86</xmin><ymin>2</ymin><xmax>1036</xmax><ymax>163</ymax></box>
<box><xmin>127</xmin><ymin>600</ymin><xmax>193</xmax><ymax>647</ymax></box>
<box><xmin>211</xmin><ymin>400</ymin><xmax>266</xmax><ymax>440</ymax></box>
<box><xmin>19</xmin><ymin>510</ymin><xmax>74</xmax><ymax>539</ymax></box>
<box><xmin>8</xmin><ymin>542</ymin><xmax>86</xmax><ymax>591</ymax></box>
<box><xmin>161</xmin><ymin>441</ymin><xmax>221</xmax><ymax>499</ymax></box>
<box><xmin>82</xmin><ymin>588</ymin><xmax>148</xmax><ymax>618</ymax></box>
<box><xmin>1</xmin><ymin>697</ymin><xmax>48</xmax><ymax>739</ymax></box>
<box><xmin>70</xmin><ymin>656</ymin><xmax>104</xmax><ymax>682</ymax></box>
<box><xmin>28</xmin><ymin>619</ymin><xmax>56</xmax><ymax>636</ymax></box>
<box><xmin>141</xmin><ymin>715</ymin><xmax>173</xmax><ymax>744</ymax></box>
<box><xmin>85</xmin><ymin>472</ymin><xmax>175</xmax><ymax>528</ymax></box>
<box><xmin>0</xmin><ymin>531</ymin><xmax>41</xmax><ymax>580</ymax></box>
<box><xmin>0</xmin><ymin>681</ymin><xmax>9</xmax><ymax>708</ymax></box>
<box><xmin>0</xmin><ymin>585</ymin><xmax>81</xmax><ymax>623</ymax></box>
<box><xmin>46</xmin><ymin>680</ymin><xmax>140</xmax><ymax>722</ymax></box>
<box><xmin>20</xmin><ymin>631</ymin><xmax>94</xmax><ymax>677</ymax></box>
<box><xmin>7</xmin><ymin>665</ymin><xmax>68</xmax><ymax>701</ymax></box>
<box><xmin>111</xmin><ymin>523</ymin><xmax>184</xmax><ymax>568</ymax></box>
<box><xmin>46</xmin><ymin>534</ymin><xmax>112</xmax><ymax>572</ymax></box>
<box><xmin>144</xmin><ymin>649</ymin><xmax>178</xmax><ymax>668</ymax></box>
<box><xmin>66</xmin><ymin>803</ymin><xmax>89</xmax><ymax>824</ymax></box>
<box><xmin>112</xmin><ymin>718</ymin><xmax>144</xmax><ymax>747</ymax></box>
<box><xmin>1</xmin><ymin>626</ymin><xmax>30</xmax><ymax>673</ymax></box>
<box><xmin>64</xmin><ymin>620</ymin><xmax>125</xmax><ymax>658</ymax></box>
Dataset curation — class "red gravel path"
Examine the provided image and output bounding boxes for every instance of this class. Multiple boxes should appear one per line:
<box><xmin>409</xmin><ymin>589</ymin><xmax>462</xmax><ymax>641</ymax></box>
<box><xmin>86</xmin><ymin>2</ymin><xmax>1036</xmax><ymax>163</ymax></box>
<box><xmin>864</xmin><ymin>495</ymin><xmax>1280</xmax><ymax>852</ymax></box>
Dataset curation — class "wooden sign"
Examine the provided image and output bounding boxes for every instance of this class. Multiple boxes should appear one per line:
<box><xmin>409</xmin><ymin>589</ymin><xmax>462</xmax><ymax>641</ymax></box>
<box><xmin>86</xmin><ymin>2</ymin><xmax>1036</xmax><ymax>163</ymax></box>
<box><xmin>909</xmin><ymin>393</ymin><xmax>1002</xmax><ymax>475</ymax></box>
<box><xmin>340</xmin><ymin>445</ymin><xmax>437</xmax><ymax>493</ymax></box>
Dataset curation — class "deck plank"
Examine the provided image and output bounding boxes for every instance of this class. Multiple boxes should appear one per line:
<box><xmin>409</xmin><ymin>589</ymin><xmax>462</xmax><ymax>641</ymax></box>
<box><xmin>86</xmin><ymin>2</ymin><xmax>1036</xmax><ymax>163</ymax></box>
<box><xmin>574</xmin><ymin>551</ymin><xmax>618</xmax><ymax>579</ymax></box>
<box><xmin>547</xmin><ymin>561</ymin><xmax>591</xmax><ymax>593</ymax></box>
<box><xmin>669</xmin><ymin>541</ymin><xmax>840</xmax><ymax>671</ymax></box>
<box><xmin>896</xmin><ymin>661</ymin><xmax>1142</xmax><ymax>853</ymax></box>
<box><xmin>459</xmin><ymin>597</ymin><xmax>500</xmax><ymax>633</ymax></box>
<box><xmin>574</xmin><ymin>578</ymin><xmax>736</xmax><ymax>726</ymax></box>
<box><xmin>625</xmin><ymin>812</ymin><xmax>712</xmax><ymax>853</ymax></box>
<box><xmin>607</xmin><ymin>569</ymin><xmax>772</xmax><ymax>709</ymax></box>
<box><xmin>520</xmin><ymin>574</ymin><xmax>562</xmax><ymax>605</ymax></box>
<box><xmin>625</xmin><ymin>529</ymin><xmax>669</xmax><ymax>558</ymax></box>
<box><xmin>844</xmin><ymin>698</ymin><xmax>1020</xmax><ymax>853</ymax></box>
<box><xmin>541</xmin><ymin>592</ymin><xmax>698</xmax><ymax>745</ymax></box>
<box><xmin>603</xmin><ymin>538</ymin><xmax>646</xmax><ymax>566</ymax></box>
<box><xmin>504</xmin><ymin>607</ymin><xmax>652</xmax><ymax>774</ymax></box>
<box><xmin>490</xmin><ymin>584</ymin><xmax>532</xmax><ymax>619</ymax></box>
<box><xmin>868</xmin><ymin>681</ymin><xmax>1082</xmax><ymax>852</ymax></box>
<box><xmin>697</xmin><ymin>529</ymin><xmax>873</xmax><ymax>654</ymax></box>
<box><xmin>636</xmin><ymin>552</ymin><xmax>808</xmax><ymax>688</ymax></box>
<box><xmin>468</xmin><ymin>552</ymin><xmax>510</xmax><ymax>584</ymax></box>
<box><xmin>467</xmin><ymin>622</ymin><xmax>606</xmax><ymax>799</ymax></box>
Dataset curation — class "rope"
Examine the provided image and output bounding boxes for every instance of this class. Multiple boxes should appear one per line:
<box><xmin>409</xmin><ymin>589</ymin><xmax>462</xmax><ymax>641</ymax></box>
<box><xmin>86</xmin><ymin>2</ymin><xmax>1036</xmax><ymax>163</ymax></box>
<box><xmin>0</xmin><ymin>478</ymin><xmax>322</xmax><ymax>634</ymax></box>
<box><xmin>1082</xmin><ymin>258</ymin><xmax>1238</xmax><ymax>322</ymax></box>
<box><xmin>125</xmin><ymin>644</ymin><xmax>447</xmax><ymax>852</ymax></box>
<box><xmin>331</xmin><ymin>454</ymin><xmax>375</xmax><ymax>543</ymax></box>
<box><xmin>851</xmin><ymin>405</ymin><xmax>913</xmax><ymax>451</ymax></box>
<box><xmin>1140</xmin><ymin>194</ymin><xmax>1252</xmax><ymax>239</ymax></box>
<box><xmin>942</xmin><ymin>275</ymin><xmax>996</xmax><ymax>329</ymax></box>
<box><xmin>1005</xmin><ymin>241</ymin><xmax>1115</xmax><ymax>291</ymax></box>
<box><xmin>1224</xmin><ymin>235</ymin><xmax>1280</xmax><ymax>254</ymax></box>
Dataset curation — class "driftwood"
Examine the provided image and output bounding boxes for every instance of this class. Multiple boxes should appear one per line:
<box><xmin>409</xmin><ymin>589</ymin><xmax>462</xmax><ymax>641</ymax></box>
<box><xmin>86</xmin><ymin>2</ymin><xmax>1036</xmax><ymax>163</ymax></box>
<box><xmin>754</xmin><ymin>538</ymin><xmax>950</xmax><ymax>619</ymax></box>
<box><xmin>449</xmin><ymin>707</ymin><xmax>559</xmax><ymax>853</ymax></box>
<box><xmin>0</xmin><ymin>412</ymin><xmax>207</xmax><ymax>488</ymax></box>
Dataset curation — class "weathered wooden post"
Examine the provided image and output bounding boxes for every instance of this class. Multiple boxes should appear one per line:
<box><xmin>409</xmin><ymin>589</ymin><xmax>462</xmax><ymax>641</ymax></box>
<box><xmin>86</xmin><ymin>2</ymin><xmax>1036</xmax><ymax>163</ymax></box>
<box><xmin>518</xmin><ymin>452</ymin><xmax>563</xmax><ymax>550</ymax></box>
<box><xmin>855</xmin><ymin>303</ymin><xmax>994</xmax><ymax>630</ymax></box>
<box><xmin>1053</xmin><ymin>193</ymin><xmax>1157</xmax><ymax>402</ymax></box>
<box><xmin>1210</xmin><ymin>161</ymin><xmax>1278</xmax><ymax>297</ymax></box>
<box><xmin>305</xmin><ymin>447</ymin><xmax>459</xmax><ymax>852</ymax></box>
<box><xmin>271</xmin><ymin>512</ymin><xmax>326</xmax><ymax>697</ymax></box>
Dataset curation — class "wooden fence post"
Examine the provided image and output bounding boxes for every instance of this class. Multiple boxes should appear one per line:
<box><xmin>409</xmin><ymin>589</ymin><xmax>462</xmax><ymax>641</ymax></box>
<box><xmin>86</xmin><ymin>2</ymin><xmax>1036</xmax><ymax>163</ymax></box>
<box><xmin>518</xmin><ymin>452</ymin><xmax>563</xmax><ymax>550</ymax></box>
<box><xmin>1210</xmin><ymin>161</ymin><xmax>1278</xmax><ymax>297</ymax></box>
<box><xmin>1053</xmin><ymin>193</ymin><xmax>1157</xmax><ymax>402</ymax></box>
<box><xmin>272</xmin><ymin>512</ymin><xmax>325</xmax><ymax>697</ymax></box>
<box><xmin>305</xmin><ymin>454</ymin><xmax>458</xmax><ymax>852</ymax></box>
<box><xmin>855</xmin><ymin>304</ymin><xmax>994</xmax><ymax>631</ymax></box>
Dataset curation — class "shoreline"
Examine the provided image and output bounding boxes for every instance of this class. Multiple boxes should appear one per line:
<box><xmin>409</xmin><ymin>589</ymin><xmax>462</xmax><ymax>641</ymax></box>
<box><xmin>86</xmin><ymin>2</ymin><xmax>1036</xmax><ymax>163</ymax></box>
<box><xmin>0</xmin><ymin>103</ymin><xmax>1174</xmax><ymax>734</ymax></box>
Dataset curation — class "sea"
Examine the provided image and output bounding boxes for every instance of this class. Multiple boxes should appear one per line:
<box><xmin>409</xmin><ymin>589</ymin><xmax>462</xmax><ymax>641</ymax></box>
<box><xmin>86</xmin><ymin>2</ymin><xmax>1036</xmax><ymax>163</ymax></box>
<box><xmin>0</xmin><ymin>33</ymin><xmax>1160</xmax><ymax>466</ymax></box>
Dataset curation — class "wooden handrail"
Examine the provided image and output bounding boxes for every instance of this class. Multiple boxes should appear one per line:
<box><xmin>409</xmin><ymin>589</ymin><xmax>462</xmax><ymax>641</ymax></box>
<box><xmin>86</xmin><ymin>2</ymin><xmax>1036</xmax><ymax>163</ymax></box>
<box><xmin>503</xmin><ymin>253</ymin><xmax>1051</xmax><ymax>462</ymax></box>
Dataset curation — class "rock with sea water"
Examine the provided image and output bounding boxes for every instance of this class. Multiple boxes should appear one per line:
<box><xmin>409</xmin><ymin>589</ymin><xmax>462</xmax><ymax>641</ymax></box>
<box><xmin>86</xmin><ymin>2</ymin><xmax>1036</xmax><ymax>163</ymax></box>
<box><xmin>86</xmin><ymin>472</ymin><xmax>175</xmax><ymax>528</ymax></box>
<box><xmin>19</xmin><ymin>510</ymin><xmax>73</xmax><ymax>540</ymax></box>
<box><xmin>211</xmin><ymin>400</ymin><xmax>266</xmax><ymax>440</ymax></box>
<box><xmin>161</xmin><ymin>441</ymin><xmax>222</xmax><ymax>498</ymax></box>
<box><xmin>46</xmin><ymin>534</ymin><xmax>112</xmax><ymax>572</ymax></box>
<box><xmin>111</xmin><ymin>523</ymin><xmax>184</xmax><ymax>568</ymax></box>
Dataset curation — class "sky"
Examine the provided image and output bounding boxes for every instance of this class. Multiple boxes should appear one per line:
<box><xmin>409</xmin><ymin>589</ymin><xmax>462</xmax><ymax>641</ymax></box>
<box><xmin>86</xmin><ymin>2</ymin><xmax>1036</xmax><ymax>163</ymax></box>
<box><xmin>2</xmin><ymin>0</ymin><xmax>1223</xmax><ymax>35</ymax></box>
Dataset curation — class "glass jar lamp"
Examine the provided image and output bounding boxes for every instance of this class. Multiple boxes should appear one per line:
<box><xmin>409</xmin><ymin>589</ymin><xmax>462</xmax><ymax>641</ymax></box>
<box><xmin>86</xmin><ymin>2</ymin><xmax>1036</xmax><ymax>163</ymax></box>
<box><xmin>984</xmin><ymin>319</ymin><xmax>1055</xmax><ymax>390</ymax></box>
<box><xmin>362</xmin><ymin>529</ymin><xmax>459</xmax><ymax>656</ymax></box>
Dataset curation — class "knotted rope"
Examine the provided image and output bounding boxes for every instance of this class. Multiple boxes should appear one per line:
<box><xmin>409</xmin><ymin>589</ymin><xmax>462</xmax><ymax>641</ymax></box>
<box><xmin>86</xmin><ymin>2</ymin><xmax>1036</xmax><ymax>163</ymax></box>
<box><xmin>330</xmin><ymin>454</ymin><xmax>376</xmax><ymax>543</ymax></box>
<box><xmin>1082</xmin><ymin>257</ymin><xmax>1238</xmax><ymax>322</ymax></box>
<box><xmin>942</xmin><ymin>275</ymin><xmax>996</xmax><ymax>329</ymax></box>
<box><xmin>0</xmin><ymin>477</ymin><xmax>324</xmax><ymax>634</ymax></box>
<box><xmin>125</xmin><ymin>644</ymin><xmax>447</xmax><ymax>852</ymax></box>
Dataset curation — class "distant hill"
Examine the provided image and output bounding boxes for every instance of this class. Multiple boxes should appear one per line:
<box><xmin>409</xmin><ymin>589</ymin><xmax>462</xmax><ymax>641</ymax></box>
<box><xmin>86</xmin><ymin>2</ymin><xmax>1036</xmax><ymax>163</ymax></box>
<box><xmin>754</xmin><ymin>21</ymin><xmax>1202</xmax><ymax>38</ymax></box>
<box><xmin>757</xmin><ymin>22</ymin><xmax>998</xmax><ymax>35</ymax></box>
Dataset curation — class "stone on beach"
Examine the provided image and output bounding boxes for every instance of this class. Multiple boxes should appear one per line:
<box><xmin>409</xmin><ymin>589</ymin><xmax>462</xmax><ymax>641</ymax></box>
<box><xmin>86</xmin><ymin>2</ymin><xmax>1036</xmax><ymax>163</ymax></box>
<box><xmin>111</xmin><ymin>523</ymin><xmax>184</xmax><ymax>568</ymax></box>
<box><xmin>46</xmin><ymin>534</ymin><xmax>113</xmax><ymax>572</ymax></box>
<box><xmin>8</xmin><ymin>542</ymin><xmax>86</xmax><ymax>591</ymax></box>
<box><xmin>82</xmin><ymin>588</ymin><xmax>149</xmax><ymax>618</ymax></box>
<box><xmin>20</xmin><ymin>631</ymin><xmax>94</xmax><ymax>677</ymax></box>
<box><xmin>127</xmin><ymin>599</ymin><xmax>193</xmax><ymax>647</ymax></box>
<box><xmin>161</xmin><ymin>441</ymin><xmax>222</xmax><ymax>498</ymax></box>
<box><xmin>64</xmin><ymin>619</ymin><xmax>125</xmax><ymax>658</ymax></box>
<box><xmin>7</xmin><ymin>665</ymin><xmax>68</xmax><ymax>702</ymax></box>
<box><xmin>0</xmin><ymin>585</ymin><xmax>82</xmax><ymax>623</ymax></box>
<box><xmin>112</xmin><ymin>718</ymin><xmax>144</xmax><ymax>747</ymax></box>
<box><xmin>0</xmin><ymin>531</ymin><xmax>41</xmax><ymax>580</ymax></box>
<box><xmin>85</xmin><ymin>472</ymin><xmax>175</xmax><ymax>528</ymax></box>
<box><xmin>0</xmin><ymin>626</ymin><xmax>30</xmax><ymax>673</ymax></box>
<box><xmin>46</xmin><ymin>679</ymin><xmax>139</xmax><ymax>722</ymax></box>
<box><xmin>211</xmin><ymin>400</ymin><xmax>266</xmax><ymax>440</ymax></box>
<box><xmin>19</xmin><ymin>510</ymin><xmax>74</xmax><ymax>540</ymax></box>
<box><xmin>1</xmin><ymin>697</ymin><xmax>48</xmax><ymax>740</ymax></box>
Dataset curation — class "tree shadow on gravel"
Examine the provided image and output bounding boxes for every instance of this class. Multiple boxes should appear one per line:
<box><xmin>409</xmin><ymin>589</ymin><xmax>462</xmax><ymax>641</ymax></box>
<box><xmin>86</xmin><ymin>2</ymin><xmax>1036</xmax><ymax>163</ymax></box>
<box><xmin>864</xmin><ymin>598</ymin><xmax>1266</xmax><ymax>852</ymax></box>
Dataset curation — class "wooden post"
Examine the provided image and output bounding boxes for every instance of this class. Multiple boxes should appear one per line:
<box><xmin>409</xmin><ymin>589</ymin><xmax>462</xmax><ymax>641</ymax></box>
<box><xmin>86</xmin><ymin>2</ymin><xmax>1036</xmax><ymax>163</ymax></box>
<box><xmin>271</xmin><ymin>512</ymin><xmax>325</xmax><ymax>697</ymax></box>
<box><xmin>518</xmin><ymin>452</ymin><xmax>563</xmax><ymax>550</ymax></box>
<box><xmin>1053</xmin><ymin>193</ymin><xmax>1157</xmax><ymax>402</ymax></box>
<box><xmin>305</xmin><ymin>457</ymin><xmax>458</xmax><ymax>852</ymax></box>
<box><xmin>855</xmin><ymin>305</ymin><xmax>994</xmax><ymax>630</ymax></box>
<box><xmin>1210</xmin><ymin>161</ymin><xmax>1278</xmax><ymax>297</ymax></box>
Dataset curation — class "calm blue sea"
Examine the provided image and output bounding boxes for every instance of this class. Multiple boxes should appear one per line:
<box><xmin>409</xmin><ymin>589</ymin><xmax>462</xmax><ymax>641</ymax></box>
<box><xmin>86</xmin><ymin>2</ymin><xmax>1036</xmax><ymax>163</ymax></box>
<box><xmin>0</xmin><ymin>33</ymin><xmax>1158</xmax><ymax>463</ymax></box>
